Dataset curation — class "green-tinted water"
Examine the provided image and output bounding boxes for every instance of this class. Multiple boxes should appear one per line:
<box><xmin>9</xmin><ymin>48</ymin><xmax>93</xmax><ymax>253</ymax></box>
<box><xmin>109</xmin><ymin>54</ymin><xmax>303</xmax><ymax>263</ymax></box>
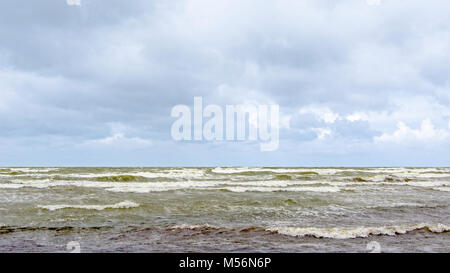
<box><xmin>0</xmin><ymin>167</ymin><xmax>449</xmax><ymax>252</ymax></box>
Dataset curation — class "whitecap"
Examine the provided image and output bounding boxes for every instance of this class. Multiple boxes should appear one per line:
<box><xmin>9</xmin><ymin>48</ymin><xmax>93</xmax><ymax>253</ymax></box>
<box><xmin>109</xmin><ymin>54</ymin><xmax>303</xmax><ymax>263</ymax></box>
<box><xmin>432</xmin><ymin>187</ymin><xmax>450</xmax><ymax>192</ymax></box>
<box><xmin>219</xmin><ymin>186</ymin><xmax>340</xmax><ymax>193</ymax></box>
<box><xmin>267</xmin><ymin>223</ymin><xmax>450</xmax><ymax>239</ymax></box>
<box><xmin>38</xmin><ymin>201</ymin><xmax>140</xmax><ymax>211</ymax></box>
<box><xmin>0</xmin><ymin>183</ymin><xmax>26</xmax><ymax>189</ymax></box>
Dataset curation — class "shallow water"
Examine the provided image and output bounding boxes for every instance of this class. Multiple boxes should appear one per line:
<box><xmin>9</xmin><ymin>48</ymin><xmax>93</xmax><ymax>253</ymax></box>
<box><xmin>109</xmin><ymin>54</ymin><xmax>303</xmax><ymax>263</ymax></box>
<box><xmin>0</xmin><ymin>167</ymin><xmax>449</xmax><ymax>252</ymax></box>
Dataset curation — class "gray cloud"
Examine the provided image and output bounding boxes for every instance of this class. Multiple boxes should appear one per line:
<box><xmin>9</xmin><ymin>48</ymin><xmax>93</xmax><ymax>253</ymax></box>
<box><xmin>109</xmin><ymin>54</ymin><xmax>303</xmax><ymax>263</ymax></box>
<box><xmin>1</xmin><ymin>0</ymin><xmax>449</xmax><ymax>166</ymax></box>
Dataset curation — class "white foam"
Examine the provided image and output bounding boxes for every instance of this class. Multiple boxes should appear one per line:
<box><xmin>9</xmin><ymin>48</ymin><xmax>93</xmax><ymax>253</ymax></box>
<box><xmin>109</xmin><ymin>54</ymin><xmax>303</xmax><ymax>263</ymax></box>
<box><xmin>8</xmin><ymin>168</ymin><xmax>60</xmax><ymax>173</ymax></box>
<box><xmin>411</xmin><ymin>181</ymin><xmax>450</xmax><ymax>187</ymax></box>
<box><xmin>0</xmin><ymin>169</ymin><xmax>207</xmax><ymax>180</ymax></box>
<box><xmin>103</xmin><ymin>181</ymin><xmax>225</xmax><ymax>193</ymax></box>
<box><xmin>211</xmin><ymin>167</ymin><xmax>260</xmax><ymax>174</ymax></box>
<box><xmin>66</xmin><ymin>169</ymin><xmax>207</xmax><ymax>179</ymax></box>
<box><xmin>224</xmin><ymin>180</ymin><xmax>321</xmax><ymax>187</ymax></box>
<box><xmin>106</xmin><ymin>187</ymin><xmax>171</xmax><ymax>193</ymax></box>
<box><xmin>219</xmin><ymin>186</ymin><xmax>340</xmax><ymax>193</ymax></box>
<box><xmin>267</xmin><ymin>223</ymin><xmax>450</xmax><ymax>239</ymax></box>
<box><xmin>0</xmin><ymin>183</ymin><xmax>26</xmax><ymax>189</ymax></box>
<box><xmin>211</xmin><ymin>167</ymin><xmax>337</xmax><ymax>175</ymax></box>
<box><xmin>4</xmin><ymin>174</ymin><xmax>449</xmax><ymax>193</ymax></box>
<box><xmin>366</xmin><ymin>202</ymin><xmax>431</xmax><ymax>209</ymax></box>
<box><xmin>169</xmin><ymin>224</ymin><xmax>223</xmax><ymax>230</ymax></box>
<box><xmin>38</xmin><ymin>201</ymin><xmax>140</xmax><ymax>211</ymax></box>
<box><xmin>2</xmin><ymin>180</ymin><xmax>224</xmax><ymax>192</ymax></box>
<box><xmin>432</xmin><ymin>187</ymin><xmax>450</xmax><ymax>192</ymax></box>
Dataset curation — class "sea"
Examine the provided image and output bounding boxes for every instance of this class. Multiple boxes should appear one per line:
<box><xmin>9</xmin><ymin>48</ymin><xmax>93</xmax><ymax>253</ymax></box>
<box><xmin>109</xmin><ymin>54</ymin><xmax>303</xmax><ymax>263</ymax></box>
<box><xmin>0</xmin><ymin>167</ymin><xmax>448</xmax><ymax>252</ymax></box>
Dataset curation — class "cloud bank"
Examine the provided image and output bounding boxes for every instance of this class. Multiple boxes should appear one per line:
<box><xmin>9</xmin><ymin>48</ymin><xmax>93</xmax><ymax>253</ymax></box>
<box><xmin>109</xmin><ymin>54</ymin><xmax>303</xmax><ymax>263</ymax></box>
<box><xmin>0</xmin><ymin>0</ymin><xmax>449</xmax><ymax>166</ymax></box>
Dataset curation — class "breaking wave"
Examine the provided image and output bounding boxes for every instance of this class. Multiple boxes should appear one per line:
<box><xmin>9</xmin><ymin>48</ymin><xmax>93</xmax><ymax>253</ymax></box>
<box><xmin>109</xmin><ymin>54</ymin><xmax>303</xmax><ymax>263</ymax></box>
<box><xmin>268</xmin><ymin>223</ymin><xmax>450</xmax><ymax>239</ymax></box>
<box><xmin>210</xmin><ymin>167</ymin><xmax>320</xmax><ymax>175</ymax></box>
<box><xmin>94</xmin><ymin>175</ymin><xmax>148</xmax><ymax>182</ymax></box>
<box><xmin>218</xmin><ymin>186</ymin><xmax>340</xmax><ymax>193</ymax></box>
<box><xmin>433</xmin><ymin>187</ymin><xmax>450</xmax><ymax>192</ymax></box>
<box><xmin>169</xmin><ymin>224</ymin><xmax>224</xmax><ymax>231</ymax></box>
<box><xmin>168</xmin><ymin>223</ymin><xmax>449</xmax><ymax>239</ymax></box>
<box><xmin>38</xmin><ymin>201</ymin><xmax>140</xmax><ymax>211</ymax></box>
<box><xmin>0</xmin><ymin>225</ymin><xmax>112</xmax><ymax>234</ymax></box>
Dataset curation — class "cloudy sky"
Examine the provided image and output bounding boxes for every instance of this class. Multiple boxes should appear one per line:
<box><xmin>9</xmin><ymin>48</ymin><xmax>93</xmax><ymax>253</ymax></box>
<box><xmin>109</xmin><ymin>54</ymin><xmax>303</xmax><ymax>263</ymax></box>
<box><xmin>1</xmin><ymin>0</ymin><xmax>449</xmax><ymax>166</ymax></box>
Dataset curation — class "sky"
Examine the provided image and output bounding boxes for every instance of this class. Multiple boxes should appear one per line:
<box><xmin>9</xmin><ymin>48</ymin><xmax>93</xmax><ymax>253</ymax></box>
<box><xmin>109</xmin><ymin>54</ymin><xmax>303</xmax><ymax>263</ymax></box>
<box><xmin>0</xmin><ymin>0</ymin><xmax>450</xmax><ymax>167</ymax></box>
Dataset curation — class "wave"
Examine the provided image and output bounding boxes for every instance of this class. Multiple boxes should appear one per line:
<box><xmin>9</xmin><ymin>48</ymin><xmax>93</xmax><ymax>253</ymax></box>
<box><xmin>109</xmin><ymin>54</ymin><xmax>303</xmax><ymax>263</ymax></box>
<box><xmin>38</xmin><ymin>201</ymin><xmax>140</xmax><ymax>211</ymax></box>
<box><xmin>352</xmin><ymin>177</ymin><xmax>369</xmax><ymax>182</ymax></box>
<box><xmin>210</xmin><ymin>167</ymin><xmax>320</xmax><ymax>175</ymax></box>
<box><xmin>432</xmin><ymin>187</ymin><xmax>450</xmax><ymax>192</ymax></box>
<box><xmin>218</xmin><ymin>186</ymin><xmax>340</xmax><ymax>193</ymax></box>
<box><xmin>0</xmin><ymin>179</ymin><xmax>414</xmax><ymax>193</ymax></box>
<box><xmin>268</xmin><ymin>223</ymin><xmax>449</xmax><ymax>239</ymax></box>
<box><xmin>0</xmin><ymin>225</ymin><xmax>112</xmax><ymax>234</ymax></box>
<box><xmin>366</xmin><ymin>203</ymin><xmax>445</xmax><ymax>210</ymax></box>
<box><xmin>2</xmin><ymin>176</ymin><xmax>449</xmax><ymax>193</ymax></box>
<box><xmin>0</xmin><ymin>183</ymin><xmax>26</xmax><ymax>189</ymax></box>
<box><xmin>51</xmin><ymin>171</ymin><xmax>203</xmax><ymax>181</ymax></box>
<box><xmin>168</xmin><ymin>224</ymin><xmax>267</xmax><ymax>234</ymax></box>
<box><xmin>220</xmin><ymin>180</ymin><xmax>321</xmax><ymax>187</ymax></box>
<box><xmin>274</xmin><ymin>174</ymin><xmax>292</xmax><ymax>180</ymax></box>
<box><xmin>94</xmin><ymin>175</ymin><xmax>148</xmax><ymax>182</ymax></box>
<box><xmin>169</xmin><ymin>224</ymin><xmax>224</xmax><ymax>231</ymax></box>
<box><xmin>412</xmin><ymin>181</ymin><xmax>450</xmax><ymax>187</ymax></box>
<box><xmin>0</xmin><ymin>169</ymin><xmax>207</xmax><ymax>180</ymax></box>
<box><xmin>0</xmin><ymin>172</ymin><xmax>23</xmax><ymax>176</ymax></box>
<box><xmin>168</xmin><ymin>223</ymin><xmax>449</xmax><ymax>239</ymax></box>
<box><xmin>0</xmin><ymin>168</ymin><xmax>61</xmax><ymax>176</ymax></box>
<box><xmin>104</xmin><ymin>181</ymin><xmax>227</xmax><ymax>193</ymax></box>
<box><xmin>0</xmin><ymin>180</ymin><xmax>225</xmax><ymax>192</ymax></box>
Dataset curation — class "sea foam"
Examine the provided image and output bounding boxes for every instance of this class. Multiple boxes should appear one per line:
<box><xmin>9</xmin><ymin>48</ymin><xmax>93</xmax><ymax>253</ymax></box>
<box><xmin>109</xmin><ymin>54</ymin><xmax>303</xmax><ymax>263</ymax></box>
<box><xmin>267</xmin><ymin>223</ymin><xmax>450</xmax><ymax>239</ymax></box>
<box><xmin>38</xmin><ymin>201</ymin><xmax>140</xmax><ymax>211</ymax></box>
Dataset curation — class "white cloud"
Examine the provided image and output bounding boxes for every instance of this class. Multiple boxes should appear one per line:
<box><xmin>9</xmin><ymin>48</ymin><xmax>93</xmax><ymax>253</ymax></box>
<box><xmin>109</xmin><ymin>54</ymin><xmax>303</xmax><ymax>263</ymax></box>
<box><xmin>280</xmin><ymin>114</ymin><xmax>291</xmax><ymax>130</ymax></box>
<box><xmin>374</xmin><ymin>119</ymin><xmax>450</xmax><ymax>143</ymax></box>
<box><xmin>313</xmin><ymin>128</ymin><xmax>333</xmax><ymax>140</ymax></box>
<box><xmin>299</xmin><ymin>106</ymin><xmax>341</xmax><ymax>124</ymax></box>
<box><xmin>82</xmin><ymin>123</ymin><xmax>152</xmax><ymax>148</ymax></box>
<box><xmin>346</xmin><ymin>112</ymin><xmax>369</xmax><ymax>122</ymax></box>
<box><xmin>84</xmin><ymin>133</ymin><xmax>152</xmax><ymax>147</ymax></box>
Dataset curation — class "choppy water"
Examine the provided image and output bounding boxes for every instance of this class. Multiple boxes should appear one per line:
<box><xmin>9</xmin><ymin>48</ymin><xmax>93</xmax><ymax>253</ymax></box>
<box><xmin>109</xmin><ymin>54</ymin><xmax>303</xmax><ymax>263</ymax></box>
<box><xmin>0</xmin><ymin>167</ymin><xmax>449</xmax><ymax>252</ymax></box>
